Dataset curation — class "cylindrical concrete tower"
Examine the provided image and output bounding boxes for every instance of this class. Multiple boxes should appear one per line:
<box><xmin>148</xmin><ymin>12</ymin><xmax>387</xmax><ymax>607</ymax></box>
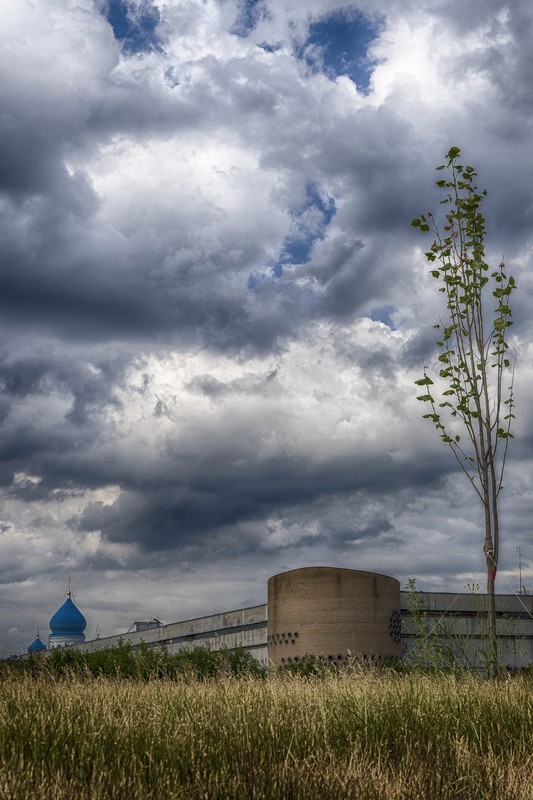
<box><xmin>267</xmin><ymin>567</ymin><xmax>402</xmax><ymax>667</ymax></box>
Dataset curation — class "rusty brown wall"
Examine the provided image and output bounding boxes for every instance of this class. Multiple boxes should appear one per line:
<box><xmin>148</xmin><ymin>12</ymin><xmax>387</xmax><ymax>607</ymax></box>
<box><xmin>267</xmin><ymin>567</ymin><xmax>402</xmax><ymax>667</ymax></box>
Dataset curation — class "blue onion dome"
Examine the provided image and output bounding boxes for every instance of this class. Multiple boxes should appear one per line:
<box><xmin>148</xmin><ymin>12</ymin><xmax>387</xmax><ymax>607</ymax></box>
<box><xmin>49</xmin><ymin>593</ymin><xmax>87</xmax><ymax>637</ymax></box>
<box><xmin>27</xmin><ymin>636</ymin><xmax>46</xmax><ymax>654</ymax></box>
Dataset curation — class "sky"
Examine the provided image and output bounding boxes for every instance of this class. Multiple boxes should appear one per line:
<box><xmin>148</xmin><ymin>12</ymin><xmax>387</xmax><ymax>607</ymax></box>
<box><xmin>1</xmin><ymin>0</ymin><xmax>533</xmax><ymax>653</ymax></box>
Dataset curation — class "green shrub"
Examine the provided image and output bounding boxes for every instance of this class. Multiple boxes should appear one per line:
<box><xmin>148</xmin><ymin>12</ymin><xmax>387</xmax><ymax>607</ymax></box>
<box><xmin>2</xmin><ymin>642</ymin><xmax>266</xmax><ymax>681</ymax></box>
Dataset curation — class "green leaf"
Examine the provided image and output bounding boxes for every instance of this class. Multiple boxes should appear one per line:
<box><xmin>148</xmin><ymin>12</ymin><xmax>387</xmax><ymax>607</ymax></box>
<box><xmin>416</xmin><ymin>394</ymin><xmax>433</xmax><ymax>402</ymax></box>
<box><xmin>443</xmin><ymin>327</ymin><xmax>453</xmax><ymax>341</ymax></box>
<box><xmin>411</xmin><ymin>218</ymin><xmax>421</xmax><ymax>227</ymax></box>
<box><xmin>414</xmin><ymin>377</ymin><xmax>434</xmax><ymax>386</ymax></box>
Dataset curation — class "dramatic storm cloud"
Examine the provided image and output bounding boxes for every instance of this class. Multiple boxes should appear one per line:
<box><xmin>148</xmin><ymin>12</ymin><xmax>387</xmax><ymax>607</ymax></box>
<box><xmin>1</xmin><ymin>0</ymin><xmax>532</xmax><ymax>651</ymax></box>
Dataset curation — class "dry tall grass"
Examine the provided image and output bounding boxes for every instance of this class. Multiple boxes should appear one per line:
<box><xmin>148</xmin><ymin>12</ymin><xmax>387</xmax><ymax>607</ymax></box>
<box><xmin>0</xmin><ymin>670</ymin><xmax>530</xmax><ymax>799</ymax></box>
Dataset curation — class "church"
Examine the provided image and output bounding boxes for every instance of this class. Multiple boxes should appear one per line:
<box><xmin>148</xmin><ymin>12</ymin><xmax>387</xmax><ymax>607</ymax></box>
<box><xmin>27</xmin><ymin>585</ymin><xmax>87</xmax><ymax>654</ymax></box>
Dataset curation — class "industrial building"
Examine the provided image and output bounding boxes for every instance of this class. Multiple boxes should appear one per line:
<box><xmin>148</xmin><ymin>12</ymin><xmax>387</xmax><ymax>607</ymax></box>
<box><xmin>42</xmin><ymin>567</ymin><xmax>533</xmax><ymax>669</ymax></box>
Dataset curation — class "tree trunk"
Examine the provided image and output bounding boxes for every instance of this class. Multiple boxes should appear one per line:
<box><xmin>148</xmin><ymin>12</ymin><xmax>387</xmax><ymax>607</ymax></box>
<box><xmin>482</xmin><ymin>465</ymin><xmax>499</xmax><ymax>679</ymax></box>
<box><xmin>486</xmin><ymin>564</ymin><xmax>498</xmax><ymax>679</ymax></box>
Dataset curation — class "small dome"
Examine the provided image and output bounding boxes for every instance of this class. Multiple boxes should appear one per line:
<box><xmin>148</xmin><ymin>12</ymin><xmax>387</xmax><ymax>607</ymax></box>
<box><xmin>49</xmin><ymin>595</ymin><xmax>87</xmax><ymax>637</ymax></box>
<box><xmin>27</xmin><ymin>637</ymin><xmax>46</xmax><ymax>654</ymax></box>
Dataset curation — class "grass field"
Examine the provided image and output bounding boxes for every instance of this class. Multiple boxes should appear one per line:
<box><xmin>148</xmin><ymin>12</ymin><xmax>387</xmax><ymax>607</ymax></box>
<box><xmin>0</xmin><ymin>668</ymin><xmax>531</xmax><ymax>799</ymax></box>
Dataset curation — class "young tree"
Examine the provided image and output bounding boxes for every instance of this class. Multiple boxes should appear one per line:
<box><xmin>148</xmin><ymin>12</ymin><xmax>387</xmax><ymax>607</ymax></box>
<box><xmin>411</xmin><ymin>147</ymin><xmax>516</xmax><ymax>678</ymax></box>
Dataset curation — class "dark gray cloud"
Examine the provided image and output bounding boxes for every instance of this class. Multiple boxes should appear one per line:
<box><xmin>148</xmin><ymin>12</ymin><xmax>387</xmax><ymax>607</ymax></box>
<box><xmin>69</xmin><ymin>446</ymin><xmax>449</xmax><ymax>552</ymax></box>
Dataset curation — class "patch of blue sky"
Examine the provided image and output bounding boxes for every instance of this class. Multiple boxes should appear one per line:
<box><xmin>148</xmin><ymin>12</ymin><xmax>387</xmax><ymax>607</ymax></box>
<box><xmin>105</xmin><ymin>0</ymin><xmax>162</xmax><ymax>54</ymax></box>
<box><xmin>257</xmin><ymin>41</ymin><xmax>281</xmax><ymax>53</ymax></box>
<box><xmin>282</xmin><ymin>183</ymin><xmax>336</xmax><ymax>267</ymax></box>
<box><xmin>248</xmin><ymin>184</ymin><xmax>336</xmax><ymax>291</ymax></box>
<box><xmin>231</xmin><ymin>0</ymin><xmax>270</xmax><ymax>38</ymax></box>
<box><xmin>297</xmin><ymin>7</ymin><xmax>382</xmax><ymax>92</ymax></box>
<box><xmin>368</xmin><ymin>305</ymin><xmax>397</xmax><ymax>329</ymax></box>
